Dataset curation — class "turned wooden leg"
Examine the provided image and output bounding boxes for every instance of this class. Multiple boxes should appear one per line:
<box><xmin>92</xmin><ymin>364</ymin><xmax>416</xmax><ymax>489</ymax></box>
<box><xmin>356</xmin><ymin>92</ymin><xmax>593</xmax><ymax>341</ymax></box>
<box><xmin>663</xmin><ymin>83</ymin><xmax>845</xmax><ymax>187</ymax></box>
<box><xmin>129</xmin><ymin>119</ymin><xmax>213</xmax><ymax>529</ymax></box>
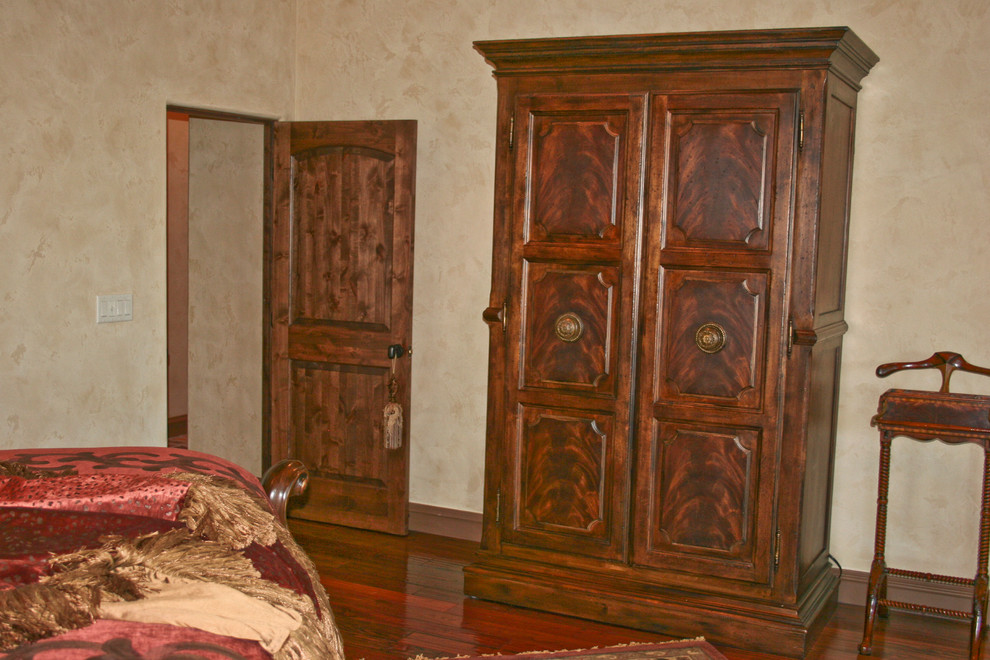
<box><xmin>970</xmin><ymin>447</ymin><xmax>990</xmax><ymax>660</ymax></box>
<box><xmin>861</xmin><ymin>433</ymin><xmax>892</xmax><ymax>656</ymax></box>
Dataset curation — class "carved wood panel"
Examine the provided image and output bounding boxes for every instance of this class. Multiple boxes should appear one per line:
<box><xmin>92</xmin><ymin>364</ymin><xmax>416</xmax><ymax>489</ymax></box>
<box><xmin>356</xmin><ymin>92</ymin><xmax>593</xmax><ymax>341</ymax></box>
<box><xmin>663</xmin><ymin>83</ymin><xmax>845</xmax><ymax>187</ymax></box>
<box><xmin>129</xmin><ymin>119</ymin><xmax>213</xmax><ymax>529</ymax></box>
<box><xmin>516</xmin><ymin>95</ymin><xmax>644</xmax><ymax>246</ymax></box>
<box><xmin>521</xmin><ymin>262</ymin><xmax>618</xmax><ymax>394</ymax></box>
<box><xmin>289</xmin><ymin>361</ymin><xmax>387</xmax><ymax>484</ymax></box>
<box><xmin>528</xmin><ymin>117</ymin><xmax>621</xmax><ymax>241</ymax></box>
<box><xmin>662</xmin><ymin>107</ymin><xmax>779</xmax><ymax>251</ymax></box>
<box><xmin>657</xmin><ymin>268</ymin><xmax>768</xmax><ymax>408</ymax></box>
<box><xmin>634</xmin><ymin>421</ymin><xmax>766</xmax><ymax>581</ymax></box>
<box><xmin>506</xmin><ymin>405</ymin><xmax>620</xmax><ymax>559</ymax></box>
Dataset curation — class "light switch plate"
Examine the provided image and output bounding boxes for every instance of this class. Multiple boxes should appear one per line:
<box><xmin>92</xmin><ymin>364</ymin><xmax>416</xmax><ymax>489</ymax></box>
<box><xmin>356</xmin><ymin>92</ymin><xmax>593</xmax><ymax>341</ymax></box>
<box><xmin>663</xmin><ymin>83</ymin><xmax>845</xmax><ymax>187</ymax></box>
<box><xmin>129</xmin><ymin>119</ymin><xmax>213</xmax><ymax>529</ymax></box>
<box><xmin>97</xmin><ymin>294</ymin><xmax>133</xmax><ymax>323</ymax></box>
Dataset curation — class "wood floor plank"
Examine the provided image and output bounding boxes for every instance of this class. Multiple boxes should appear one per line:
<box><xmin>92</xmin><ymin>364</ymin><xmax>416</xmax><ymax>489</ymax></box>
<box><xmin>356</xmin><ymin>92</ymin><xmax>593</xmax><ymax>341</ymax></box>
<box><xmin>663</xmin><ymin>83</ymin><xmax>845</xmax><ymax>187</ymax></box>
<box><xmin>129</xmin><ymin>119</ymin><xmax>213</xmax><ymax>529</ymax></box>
<box><xmin>291</xmin><ymin>520</ymin><xmax>985</xmax><ymax>659</ymax></box>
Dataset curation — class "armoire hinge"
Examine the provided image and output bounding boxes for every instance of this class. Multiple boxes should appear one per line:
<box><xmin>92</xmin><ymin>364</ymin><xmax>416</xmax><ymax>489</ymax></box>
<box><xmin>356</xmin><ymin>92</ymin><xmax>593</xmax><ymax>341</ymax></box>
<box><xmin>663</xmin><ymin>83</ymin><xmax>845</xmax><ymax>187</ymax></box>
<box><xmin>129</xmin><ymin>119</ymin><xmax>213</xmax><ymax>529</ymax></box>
<box><xmin>508</xmin><ymin>115</ymin><xmax>514</xmax><ymax>151</ymax></box>
<box><xmin>774</xmin><ymin>527</ymin><xmax>782</xmax><ymax>569</ymax></box>
<box><xmin>798</xmin><ymin>112</ymin><xmax>805</xmax><ymax>151</ymax></box>
<box><xmin>495</xmin><ymin>488</ymin><xmax>501</xmax><ymax>523</ymax></box>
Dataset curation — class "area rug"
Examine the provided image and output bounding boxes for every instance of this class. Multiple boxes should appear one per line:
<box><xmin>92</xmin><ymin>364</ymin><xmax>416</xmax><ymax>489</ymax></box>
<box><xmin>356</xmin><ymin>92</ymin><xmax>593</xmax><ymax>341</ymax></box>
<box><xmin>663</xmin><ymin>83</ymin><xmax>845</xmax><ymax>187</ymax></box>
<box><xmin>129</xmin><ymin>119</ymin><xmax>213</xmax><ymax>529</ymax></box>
<box><xmin>409</xmin><ymin>638</ymin><xmax>728</xmax><ymax>660</ymax></box>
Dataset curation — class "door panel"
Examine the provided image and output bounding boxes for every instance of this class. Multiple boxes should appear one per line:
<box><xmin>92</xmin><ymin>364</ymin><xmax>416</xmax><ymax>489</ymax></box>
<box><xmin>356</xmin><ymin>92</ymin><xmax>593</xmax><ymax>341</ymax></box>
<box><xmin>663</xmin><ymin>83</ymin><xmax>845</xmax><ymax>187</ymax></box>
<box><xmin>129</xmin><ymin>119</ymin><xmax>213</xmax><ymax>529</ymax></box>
<box><xmin>632</xmin><ymin>91</ymin><xmax>796</xmax><ymax>585</ymax></box>
<box><xmin>291</xmin><ymin>146</ymin><xmax>395</xmax><ymax>327</ymax></box>
<box><xmin>636</xmin><ymin>420</ymin><xmax>768</xmax><ymax>582</ymax></box>
<box><xmin>662</xmin><ymin>98</ymin><xmax>787</xmax><ymax>252</ymax></box>
<box><xmin>268</xmin><ymin>120</ymin><xmax>416</xmax><ymax>535</ymax></box>
<box><xmin>658</xmin><ymin>268</ymin><xmax>769</xmax><ymax>407</ymax></box>
<box><xmin>654</xmin><ymin>423</ymin><xmax>759</xmax><ymax>554</ymax></box>
<box><xmin>498</xmin><ymin>94</ymin><xmax>647</xmax><ymax>563</ymax></box>
<box><xmin>521</xmin><ymin>262</ymin><xmax>618</xmax><ymax>394</ymax></box>
<box><xmin>506</xmin><ymin>404</ymin><xmax>617</xmax><ymax>559</ymax></box>
<box><xmin>527</xmin><ymin>115</ymin><xmax>624</xmax><ymax>242</ymax></box>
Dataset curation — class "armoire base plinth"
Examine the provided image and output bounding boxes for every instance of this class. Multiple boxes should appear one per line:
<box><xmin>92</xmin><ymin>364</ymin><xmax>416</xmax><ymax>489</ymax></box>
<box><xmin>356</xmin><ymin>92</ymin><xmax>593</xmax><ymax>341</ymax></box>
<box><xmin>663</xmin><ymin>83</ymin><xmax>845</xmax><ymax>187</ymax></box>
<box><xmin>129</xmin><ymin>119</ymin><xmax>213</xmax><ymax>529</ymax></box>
<box><xmin>464</xmin><ymin>559</ymin><xmax>838</xmax><ymax>658</ymax></box>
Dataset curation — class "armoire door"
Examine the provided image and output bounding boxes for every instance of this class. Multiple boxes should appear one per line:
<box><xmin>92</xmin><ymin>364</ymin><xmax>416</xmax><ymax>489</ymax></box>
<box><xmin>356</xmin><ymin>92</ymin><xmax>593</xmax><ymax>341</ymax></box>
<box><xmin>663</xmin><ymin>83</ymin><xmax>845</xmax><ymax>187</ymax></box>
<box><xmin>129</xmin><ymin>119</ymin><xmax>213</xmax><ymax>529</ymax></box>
<box><xmin>267</xmin><ymin>120</ymin><xmax>416</xmax><ymax>535</ymax></box>
<box><xmin>631</xmin><ymin>91</ymin><xmax>798</xmax><ymax>585</ymax></box>
<box><xmin>492</xmin><ymin>93</ymin><xmax>647</xmax><ymax>562</ymax></box>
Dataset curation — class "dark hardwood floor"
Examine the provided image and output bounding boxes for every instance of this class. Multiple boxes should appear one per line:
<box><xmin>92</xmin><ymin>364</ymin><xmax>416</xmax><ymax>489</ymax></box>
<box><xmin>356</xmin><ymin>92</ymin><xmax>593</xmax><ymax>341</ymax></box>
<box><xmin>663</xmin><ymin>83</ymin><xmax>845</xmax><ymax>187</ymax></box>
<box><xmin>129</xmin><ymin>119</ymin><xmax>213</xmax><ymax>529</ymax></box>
<box><xmin>290</xmin><ymin>519</ymin><xmax>983</xmax><ymax>659</ymax></box>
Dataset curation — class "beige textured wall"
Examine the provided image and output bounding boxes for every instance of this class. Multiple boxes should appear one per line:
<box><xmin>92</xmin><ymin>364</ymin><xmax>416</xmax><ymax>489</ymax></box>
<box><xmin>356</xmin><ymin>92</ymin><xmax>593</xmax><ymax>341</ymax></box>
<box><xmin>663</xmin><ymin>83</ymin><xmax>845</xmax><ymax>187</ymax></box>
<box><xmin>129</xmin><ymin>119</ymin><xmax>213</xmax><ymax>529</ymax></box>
<box><xmin>294</xmin><ymin>0</ymin><xmax>990</xmax><ymax>577</ymax></box>
<box><xmin>0</xmin><ymin>2</ymin><xmax>294</xmax><ymax>467</ymax></box>
<box><xmin>187</xmin><ymin>119</ymin><xmax>264</xmax><ymax>475</ymax></box>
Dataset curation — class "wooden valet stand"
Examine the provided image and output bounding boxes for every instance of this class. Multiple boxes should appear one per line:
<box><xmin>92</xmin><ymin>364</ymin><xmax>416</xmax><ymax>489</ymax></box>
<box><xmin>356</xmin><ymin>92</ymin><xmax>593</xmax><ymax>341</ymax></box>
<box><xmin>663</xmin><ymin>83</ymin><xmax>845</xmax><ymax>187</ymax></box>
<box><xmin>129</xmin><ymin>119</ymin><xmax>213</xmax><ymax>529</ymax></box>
<box><xmin>860</xmin><ymin>352</ymin><xmax>990</xmax><ymax>659</ymax></box>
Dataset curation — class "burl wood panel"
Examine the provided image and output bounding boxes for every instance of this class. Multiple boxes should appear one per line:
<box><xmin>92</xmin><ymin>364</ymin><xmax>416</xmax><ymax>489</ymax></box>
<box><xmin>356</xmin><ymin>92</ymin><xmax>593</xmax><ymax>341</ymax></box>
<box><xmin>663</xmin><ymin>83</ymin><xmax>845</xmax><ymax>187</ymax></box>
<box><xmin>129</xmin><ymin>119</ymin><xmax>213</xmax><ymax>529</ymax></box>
<box><xmin>522</xmin><ymin>262</ymin><xmax>617</xmax><ymax>393</ymax></box>
<box><xmin>291</xmin><ymin>146</ymin><xmax>395</xmax><ymax>326</ymax></box>
<box><xmin>652</xmin><ymin>423</ymin><xmax>759</xmax><ymax>557</ymax></box>
<box><xmin>527</xmin><ymin>114</ymin><xmax>624</xmax><ymax>243</ymax></box>
<box><xmin>664</xmin><ymin>109</ymin><xmax>777</xmax><ymax>251</ymax></box>
<box><xmin>658</xmin><ymin>269</ymin><xmax>768</xmax><ymax>407</ymax></box>
<box><xmin>289</xmin><ymin>361</ymin><xmax>387</xmax><ymax>484</ymax></box>
<box><xmin>632</xmin><ymin>421</ymin><xmax>768</xmax><ymax>583</ymax></box>
<box><xmin>509</xmin><ymin>405</ymin><xmax>619</xmax><ymax>559</ymax></box>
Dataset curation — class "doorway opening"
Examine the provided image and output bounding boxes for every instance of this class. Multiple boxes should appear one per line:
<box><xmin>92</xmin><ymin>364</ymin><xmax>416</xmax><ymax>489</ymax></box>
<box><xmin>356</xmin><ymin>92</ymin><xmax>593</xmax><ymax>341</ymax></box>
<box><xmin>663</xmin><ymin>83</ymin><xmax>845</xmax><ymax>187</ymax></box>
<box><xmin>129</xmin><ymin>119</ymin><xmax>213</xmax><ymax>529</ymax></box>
<box><xmin>166</xmin><ymin>106</ymin><xmax>273</xmax><ymax>476</ymax></box>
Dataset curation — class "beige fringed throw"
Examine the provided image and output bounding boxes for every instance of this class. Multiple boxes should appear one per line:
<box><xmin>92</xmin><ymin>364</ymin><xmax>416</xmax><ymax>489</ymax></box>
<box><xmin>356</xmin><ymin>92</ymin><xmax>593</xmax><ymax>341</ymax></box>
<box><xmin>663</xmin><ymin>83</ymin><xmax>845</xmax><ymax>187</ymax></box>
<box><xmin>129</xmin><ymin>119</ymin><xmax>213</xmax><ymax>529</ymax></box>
<box><xmin>100</xmin><ymin>577</ymin><xmax>303</xmax><ymax>654</ymax></box>
<box><xmin>169</xmin><ymin>471</ymin><xmax>278</xmax><ymax>549</ymax></box>
<box><xmin>0</xmin><ymin>461</ymin><xmax>76</xmax><ymax>478</ymax></box>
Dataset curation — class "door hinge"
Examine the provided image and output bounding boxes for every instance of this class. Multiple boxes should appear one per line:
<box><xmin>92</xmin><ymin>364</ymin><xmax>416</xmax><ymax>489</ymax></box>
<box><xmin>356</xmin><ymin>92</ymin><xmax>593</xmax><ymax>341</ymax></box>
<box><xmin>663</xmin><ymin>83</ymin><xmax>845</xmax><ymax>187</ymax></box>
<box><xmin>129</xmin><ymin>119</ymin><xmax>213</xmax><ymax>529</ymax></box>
<box><xmin>787</xmin><ymin>316</ymin><xmax>794</xmax><ymax>358</ymax></box>
<box><xmin>495</xmin><ymin>488</ymin><xmax>502</xmax><ymax>523</ymax></box>
<box><xmin>774</xmin><ymin>527</ymin><xmax>782</xmax><ymax>569</ymax></box>
<box><xmin>798</xmin><ymin>111</ymin><xmax>805</xmax><ymax>151</ymax></box>
<box><xmin>507</xmin><ymin>115</ymin><xmax>514</xmax><ymax>151</ymax></box>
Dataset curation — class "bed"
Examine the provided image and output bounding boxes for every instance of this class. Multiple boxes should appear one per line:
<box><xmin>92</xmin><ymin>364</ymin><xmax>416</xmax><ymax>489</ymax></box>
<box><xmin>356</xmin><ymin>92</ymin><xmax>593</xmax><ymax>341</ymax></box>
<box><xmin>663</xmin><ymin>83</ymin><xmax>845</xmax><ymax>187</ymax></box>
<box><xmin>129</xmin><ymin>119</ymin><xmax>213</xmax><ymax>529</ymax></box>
<box><xmin>0</xmin><ymin>446</ymin><xmax>345</xmax><ymax>660</ymax></box>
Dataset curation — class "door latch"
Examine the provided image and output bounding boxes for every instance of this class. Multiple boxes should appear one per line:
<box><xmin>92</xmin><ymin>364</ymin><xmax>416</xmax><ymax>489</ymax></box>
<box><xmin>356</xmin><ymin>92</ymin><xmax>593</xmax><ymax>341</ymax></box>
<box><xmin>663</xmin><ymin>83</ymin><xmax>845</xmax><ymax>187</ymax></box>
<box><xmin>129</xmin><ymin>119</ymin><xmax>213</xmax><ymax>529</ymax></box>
<box><xmin>387</xmin><ymin>344</ymin><xmax>410</xmax><ymax>359</ymax></box>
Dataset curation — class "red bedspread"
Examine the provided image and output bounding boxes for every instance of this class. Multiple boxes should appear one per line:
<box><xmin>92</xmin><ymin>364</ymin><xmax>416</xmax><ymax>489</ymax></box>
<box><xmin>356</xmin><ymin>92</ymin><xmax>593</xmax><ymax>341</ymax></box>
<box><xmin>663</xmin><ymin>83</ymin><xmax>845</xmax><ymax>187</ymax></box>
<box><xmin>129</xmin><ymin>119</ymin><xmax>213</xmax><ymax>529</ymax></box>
<box><xmin>0</xmin><ymin>446</ymin><xmax>343</xmax><ymax>660</ymax></box>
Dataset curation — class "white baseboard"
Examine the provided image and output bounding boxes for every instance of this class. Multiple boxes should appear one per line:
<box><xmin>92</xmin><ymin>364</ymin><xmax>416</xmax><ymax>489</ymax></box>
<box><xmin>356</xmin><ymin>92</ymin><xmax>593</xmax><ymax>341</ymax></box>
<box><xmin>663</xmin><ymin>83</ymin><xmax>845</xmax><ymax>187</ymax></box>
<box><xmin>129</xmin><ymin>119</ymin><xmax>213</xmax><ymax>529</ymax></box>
<box><xmin>408</xmin><ymin>503</ymin><xmax>976</xmax><ymax>612</ymax></box>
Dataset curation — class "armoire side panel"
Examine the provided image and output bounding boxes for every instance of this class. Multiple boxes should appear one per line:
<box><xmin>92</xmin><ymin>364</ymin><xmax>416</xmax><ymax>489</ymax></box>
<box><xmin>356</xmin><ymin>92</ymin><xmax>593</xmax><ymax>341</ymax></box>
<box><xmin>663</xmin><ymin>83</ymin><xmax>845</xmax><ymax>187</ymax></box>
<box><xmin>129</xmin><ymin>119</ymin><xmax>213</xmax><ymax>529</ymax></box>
<box><xmin>815</xmin><ymin>87</ymin><xmax>857</xmax><ymax>322</ymax></box>
<box><xmin>799</xmin><ymin>341</ymin><xmax>843</xmax><ymax>578</ymax></box>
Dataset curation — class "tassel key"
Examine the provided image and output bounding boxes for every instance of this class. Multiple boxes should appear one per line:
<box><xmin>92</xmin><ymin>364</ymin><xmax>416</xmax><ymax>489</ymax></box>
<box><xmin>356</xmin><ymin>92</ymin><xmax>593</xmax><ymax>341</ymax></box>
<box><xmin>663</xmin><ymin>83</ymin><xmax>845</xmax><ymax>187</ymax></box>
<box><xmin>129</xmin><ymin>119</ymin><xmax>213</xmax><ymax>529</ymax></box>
<box><xmin>384</xmin><ymin>355</ymin><xmax>403</xmax><ymax>450</ymax></box>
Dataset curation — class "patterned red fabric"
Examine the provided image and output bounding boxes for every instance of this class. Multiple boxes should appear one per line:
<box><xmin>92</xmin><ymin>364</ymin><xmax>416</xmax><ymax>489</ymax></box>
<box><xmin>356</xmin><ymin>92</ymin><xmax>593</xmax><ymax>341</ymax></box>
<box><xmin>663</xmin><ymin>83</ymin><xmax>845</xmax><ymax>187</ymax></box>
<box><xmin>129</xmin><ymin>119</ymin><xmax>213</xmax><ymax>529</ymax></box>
<box><xmin>0</xmin><ymin>619</ymin><xmax>272</xmax><ymax>659</ymax></box>
<box><xmin>0</xmin><ymin>474</ymin><xmax>188</xmax><ymax>520</ymax></box>
<box><xmin>0</xmin><ymin>446</ymin><xmax>267</xmax><ymax>500</ymax></box>
<box><xmin>241</xmin><ymin>540</ymin><xmax>321</xmax><ymax>616</ymax></box>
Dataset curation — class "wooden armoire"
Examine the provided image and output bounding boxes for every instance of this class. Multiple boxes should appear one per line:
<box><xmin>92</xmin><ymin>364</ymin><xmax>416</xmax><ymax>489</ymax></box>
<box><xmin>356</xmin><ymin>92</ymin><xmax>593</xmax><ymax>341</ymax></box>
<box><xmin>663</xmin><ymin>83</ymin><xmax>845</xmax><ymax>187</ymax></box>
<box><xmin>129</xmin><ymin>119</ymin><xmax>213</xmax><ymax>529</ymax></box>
<box><xmin>466</xmin><ymin>28</ymin><xmax>877</xmax><ymax>657</ymax></box>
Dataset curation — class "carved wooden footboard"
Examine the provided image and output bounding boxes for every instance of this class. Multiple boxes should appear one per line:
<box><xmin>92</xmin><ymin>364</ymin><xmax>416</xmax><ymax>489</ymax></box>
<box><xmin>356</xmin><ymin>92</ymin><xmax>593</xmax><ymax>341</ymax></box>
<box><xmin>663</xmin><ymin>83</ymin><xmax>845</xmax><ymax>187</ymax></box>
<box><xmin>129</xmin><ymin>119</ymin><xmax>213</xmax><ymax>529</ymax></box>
<box><xmin>261</xmin><ymin>458</ymin><xmax>309</xmax><ymax>524</ymax></box>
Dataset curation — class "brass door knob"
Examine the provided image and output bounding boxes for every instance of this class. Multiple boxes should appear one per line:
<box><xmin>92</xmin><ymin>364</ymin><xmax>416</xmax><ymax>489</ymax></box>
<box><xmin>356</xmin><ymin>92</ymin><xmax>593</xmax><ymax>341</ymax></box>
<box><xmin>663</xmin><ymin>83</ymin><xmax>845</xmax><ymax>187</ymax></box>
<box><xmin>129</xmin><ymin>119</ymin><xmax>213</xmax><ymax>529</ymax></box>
<box><xmin>695</xmin><ymin>322</ymin><xmax>726</xmax><ymax>354</ymax></box>
<box><xmin>554</xmin><ymin>313</ymin><xmax>584</xmax><ymax>342</ymax></box>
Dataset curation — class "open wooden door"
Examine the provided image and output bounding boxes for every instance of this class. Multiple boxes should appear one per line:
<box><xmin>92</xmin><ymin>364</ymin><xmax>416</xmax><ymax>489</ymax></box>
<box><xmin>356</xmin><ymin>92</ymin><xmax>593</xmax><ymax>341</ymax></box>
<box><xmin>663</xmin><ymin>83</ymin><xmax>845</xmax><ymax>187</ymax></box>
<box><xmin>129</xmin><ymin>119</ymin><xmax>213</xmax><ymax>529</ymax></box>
<box><xmin>266</xmin><ymin>120</ymin><xmax>416</xmax><ymax>535</ymax></box>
